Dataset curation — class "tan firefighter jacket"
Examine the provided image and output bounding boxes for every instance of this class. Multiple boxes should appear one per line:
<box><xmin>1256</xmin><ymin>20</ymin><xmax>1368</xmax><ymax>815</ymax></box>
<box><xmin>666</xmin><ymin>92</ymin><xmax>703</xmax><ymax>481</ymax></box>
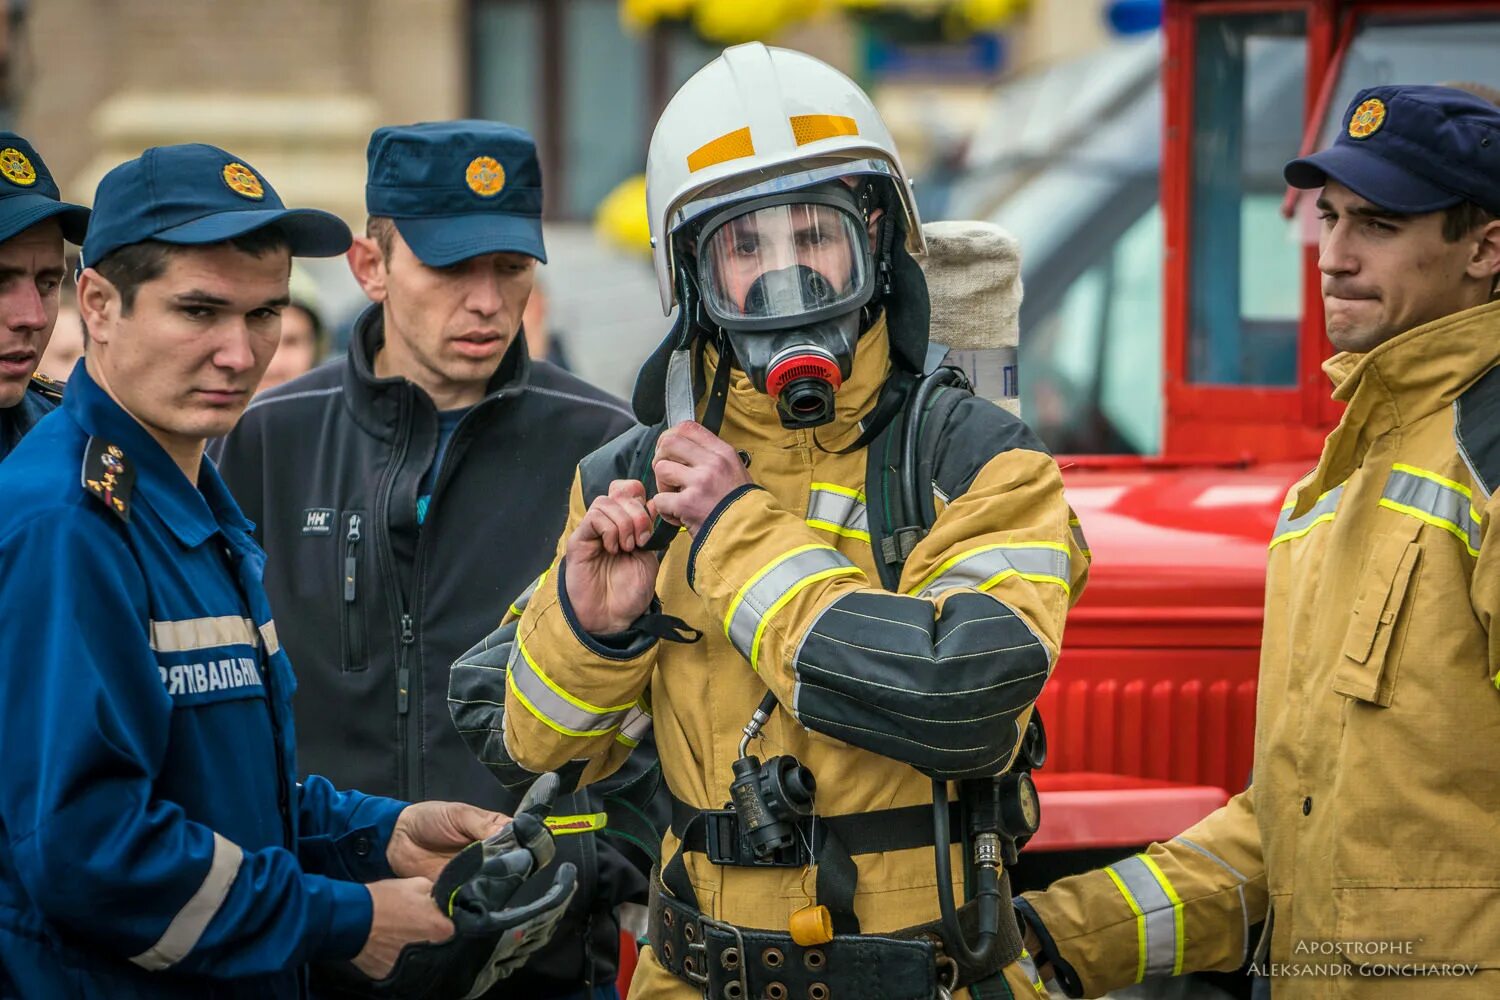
<box><xmin>1019</xmin><ymin>300</ymin><xmax>1500</xmax><ymax>999</ymax></box>
<box><xmin>451</xmin><ymin>318</ymin><xmax>1088</xmax><ymax>998</ymax></box>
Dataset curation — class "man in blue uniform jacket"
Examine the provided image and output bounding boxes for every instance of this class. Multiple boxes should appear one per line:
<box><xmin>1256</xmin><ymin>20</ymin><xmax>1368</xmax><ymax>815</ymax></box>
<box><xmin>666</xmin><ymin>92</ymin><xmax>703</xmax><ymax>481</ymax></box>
<box><xmin>0</xmin><ymin>144</ymin><xmax>554</xmax><ymax>998</ymax></box>
<box><xmin>0</xmin><ymin>133</ymin><xmax>89</xmax><ymax>461</ymax></box>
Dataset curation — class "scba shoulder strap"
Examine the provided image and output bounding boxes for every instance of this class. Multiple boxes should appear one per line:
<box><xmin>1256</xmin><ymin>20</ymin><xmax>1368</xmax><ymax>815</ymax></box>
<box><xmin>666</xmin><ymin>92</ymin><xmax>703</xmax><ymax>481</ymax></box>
<box><xmin>864</xmin><ymin>361</ymin><xmax>973</xmax><ymax>591</ymax></box>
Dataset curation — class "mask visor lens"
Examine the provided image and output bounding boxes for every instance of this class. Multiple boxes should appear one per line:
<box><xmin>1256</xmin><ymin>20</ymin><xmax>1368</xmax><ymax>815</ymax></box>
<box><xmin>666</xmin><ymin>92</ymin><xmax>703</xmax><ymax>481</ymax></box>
<box><xmin>699</xmin><ymin>203</ymin><xmax>868</xmax><ymax>327</ymax></box>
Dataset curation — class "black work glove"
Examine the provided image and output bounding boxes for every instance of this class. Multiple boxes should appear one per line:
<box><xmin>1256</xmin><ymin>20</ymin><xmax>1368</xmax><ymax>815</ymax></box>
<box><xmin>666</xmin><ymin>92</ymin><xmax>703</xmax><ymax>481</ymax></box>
<box><xmin>317</xmin><ymin>773</ymin><xmax>578</xmax><ymax>999</ymax></box>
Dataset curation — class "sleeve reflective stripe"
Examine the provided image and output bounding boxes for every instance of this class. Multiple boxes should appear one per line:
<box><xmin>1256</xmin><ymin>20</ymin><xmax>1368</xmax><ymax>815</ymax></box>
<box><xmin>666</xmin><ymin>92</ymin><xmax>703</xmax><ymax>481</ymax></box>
<box><xmin>257</xmin><ymin>620</ymin><xmax>280</xmax><ymax>657</ymax></box>
<box><xmin>506</xmin><ymin>636</ymin><xmax>636</xmax><ymax>738</ymax></box>
<box><xmin>911</xmin><ymin>542</ymin><xmax>1071</xmax><ymax>598</ymax></box>
<box><xmin>508</xmin><ymin>570</ymin><xmax>550</xmax><ymax>619</ymax></box>
<box><xmin>1380</xmin><ymin>463</ymin><xmax>1482</xmax><ymax>556</ymax></box>
<box><xmin>1269</xmin><ymin>485</ymin><xmax>1344</xmax><ymax>549</ymax></box>
<box><xmin>1105</xmin><ymin>855</ymin><xmax>1185</xmax><ymax>982</ymax></box>
<box><xmin>1015</xmin><ymin>949</ymin><xmax>1051</xmax><ymax>997</ymax></box>
<box><xmin>1069</xmin><ymin>516</ymin><xmax>1091</xmax><ymax>559</ymax></box>
<box><xmin>723</xmin><ymin>544</ymin><xmax>862</xmax><ymax>671</ymax></box>
<box><xmin>806</xmin><ymin>483</ymin><xmax>870</xmax><ymax>541</ymax></box>
<box><xmin>545</xmin><ymin>812</ymin><xmax>608</xmax><ymax>835</ymax></box>
<box><xmin>128</xmin><ymin>833</ymin><xmax>243</xmax><ymax>971</ymax></box>
<box><xmin>615</xmin><ymin>700</ymin><xmax>653</xmax><ymax>748</ymax></box>
<box><xmin>1175</xmin><ymin>835</ymin><xmax>1251</xmax><ymax>962</ymax></box>
<box><xmin>148</xmin><ymin>616</ymin><xmax>258</xmax><ymax>653</ymax></box>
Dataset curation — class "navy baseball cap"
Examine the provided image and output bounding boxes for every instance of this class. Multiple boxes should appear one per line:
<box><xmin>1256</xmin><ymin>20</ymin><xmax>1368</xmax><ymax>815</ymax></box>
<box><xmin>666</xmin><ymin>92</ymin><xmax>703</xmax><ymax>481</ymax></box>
<box><xmin>365</xmin><ymin>120</ymin><xmax>546</xmax><ymax>267</ymax></box>
<box><xmin>0</xmin><ymin>133</ymin><xmax>89</xmax><ymax>245</ymax></box>
<box><xmin>1285</xmin><ymin>85</ymin><xmax>1500</xmax><ymax>216</ymax></box>
<box><xmin>81</xmin><ymin>144</ymin><xmax>352</xmax><ymax>270</ymax></box>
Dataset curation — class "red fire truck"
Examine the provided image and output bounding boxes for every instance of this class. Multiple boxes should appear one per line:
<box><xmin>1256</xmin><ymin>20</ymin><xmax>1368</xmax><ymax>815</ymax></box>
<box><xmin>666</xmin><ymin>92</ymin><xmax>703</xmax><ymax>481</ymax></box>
<box><xmin>980</xmin><ymin>0</ymin><xmax>1500</xmax><ymax>891</ymax></box>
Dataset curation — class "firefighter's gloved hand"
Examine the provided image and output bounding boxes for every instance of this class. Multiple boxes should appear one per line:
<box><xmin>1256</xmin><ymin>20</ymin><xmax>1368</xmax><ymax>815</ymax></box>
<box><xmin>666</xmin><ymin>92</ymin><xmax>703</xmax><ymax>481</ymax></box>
<box><xmin>317</xmin><ymin>773</ymin><xmax>578</xmax><ymax>999</ymax></box>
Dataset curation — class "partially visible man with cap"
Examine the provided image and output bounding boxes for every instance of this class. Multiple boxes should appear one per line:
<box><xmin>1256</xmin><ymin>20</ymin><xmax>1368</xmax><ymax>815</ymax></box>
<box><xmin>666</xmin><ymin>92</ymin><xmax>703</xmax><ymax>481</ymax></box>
<box><xmin>0</xmin><ymin>133</ymin><xmax>89</xmax><ymax>461</ymax></box>
<box><xmin>213</xmin><ymin>122</ymin><xmax>655</xmax><ymax>1000</ymax></box>
<box><xmin>0</xmin><ymin>143</ymin><xmax>577</xmax><ymax>998</ymax></box>
<box><xmin>1012</xmin><ymin>85</ymin><xmax>1500</xmax><ymax>998</ymax></box>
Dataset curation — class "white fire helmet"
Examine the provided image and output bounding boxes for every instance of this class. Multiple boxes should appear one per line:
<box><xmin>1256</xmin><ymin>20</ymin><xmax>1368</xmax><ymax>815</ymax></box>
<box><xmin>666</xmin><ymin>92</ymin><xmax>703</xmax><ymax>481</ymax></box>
<box><xmin>645</xmin><ymin>42</ymin><xmax>924</xmax><ymax>317</ymax></box>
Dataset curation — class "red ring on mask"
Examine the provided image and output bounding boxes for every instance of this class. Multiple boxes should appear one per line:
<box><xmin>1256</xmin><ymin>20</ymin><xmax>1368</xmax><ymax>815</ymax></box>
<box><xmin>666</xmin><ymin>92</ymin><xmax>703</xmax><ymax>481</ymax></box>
<box><xmin>766</xmin><ymin>353</ymin><xmax>843</xmax><ymax>398</ymax></box>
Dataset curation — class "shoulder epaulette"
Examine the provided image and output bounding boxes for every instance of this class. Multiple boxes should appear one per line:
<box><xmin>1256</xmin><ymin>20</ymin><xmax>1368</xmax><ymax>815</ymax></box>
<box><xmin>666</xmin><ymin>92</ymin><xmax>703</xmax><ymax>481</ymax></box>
<box><xmin>80</xmin><ymin>437</ymin><xmax>134</xmax><ymax>522</ymax></box>
<box><xmin>1457</xmin><ymin>364</ymin><xmax>1500</xmax><ymax>499</ymax></box>
<box><xmin>28</xmin><ymin>371</ymin><xmax>63</xmax><ymax>403</ymax></box>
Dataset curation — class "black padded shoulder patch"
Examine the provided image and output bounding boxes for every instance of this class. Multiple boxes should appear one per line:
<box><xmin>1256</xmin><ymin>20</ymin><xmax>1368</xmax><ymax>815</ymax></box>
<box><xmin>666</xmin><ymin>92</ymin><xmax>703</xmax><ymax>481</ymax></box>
<box><xmin>578</xmin><ymin>424</ymin><xmax>659</xmax><ymax>505</ymax></box>
<box><xmin>1458</xmin><ymin>364</ymin><xmax>1500</xmax><ymax>497</ymax></box>
<box><xmin>80</xmin><ymin>437</ymin><xmax>134</xmax><ymax>522</ymax></box>
<box><xmin>931</xmin><ymin>396</ymin><xmax>1051</xmax><ymax>502</ymax></box>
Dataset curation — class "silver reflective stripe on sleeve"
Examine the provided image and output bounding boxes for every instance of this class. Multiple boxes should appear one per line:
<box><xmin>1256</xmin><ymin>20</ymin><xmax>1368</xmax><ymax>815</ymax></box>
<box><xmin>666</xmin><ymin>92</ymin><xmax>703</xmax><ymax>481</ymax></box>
<box><xmin>723</xmin><ymin>544</ymin><xmax>862</xmax><ymax>670</ymax></box>
<box><xmin>1269</xmin><ymin>484</ymin><xmax>1344</xmax><ymax>549</ymax></box>
<box><xmin>506</xmin><ymin>636</ymin><xmax>636</xmax><ymax>738</ymax></box>
<box><xmin>1105</xmin><ymin>855</ymin><xmax>1184</xmax><ymax>981</ymax></box>
<box><xmin>1069</xmin><ymin>516</ymin><xmax>1091</xmax><ymax>558</ymax></box>
<box><xmin>1379</xmin><ymin>463</ymin><xmax>1482</xmax><ymax>556</ymax></box>
<box><xmin>1176</xmin><ymin>835</ymin><xmax>1250</xmax><ymax>962</ymax></box>
<box><xmin>148</xmin><ymin>616</ymin><xmax>259</xmax><ymax>653</ymax></box>
<box><xmin>806</xmin><ymin>483</ymin><xmax>869</xmax><ymax>542</ymax></box>
<box><xmin>911</xmin><ymin>543</ymin><xmax>1071</xmax><ymax>599</ymax></box>
<box><xmin>130</xmin><ymin>833</ymin><xmax>243</xmax><ymax>971</ymax></box>
<box><xmin>616</xmin><ymin>701</ymin><xmax>653</xmax><ymax>748</ymax></box>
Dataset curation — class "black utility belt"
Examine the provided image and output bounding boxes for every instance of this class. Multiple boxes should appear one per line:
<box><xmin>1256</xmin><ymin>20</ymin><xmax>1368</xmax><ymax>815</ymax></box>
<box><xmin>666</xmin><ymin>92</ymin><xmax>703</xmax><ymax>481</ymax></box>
<box><xmin>650</xmin><ymin>880</ymin><xmax>949</xmax><ymax>1000</ymax></box>
<box><xmin>671</xmin><ymin>796</ymin><xmax>962</xmax><ymax>869</ymax></box>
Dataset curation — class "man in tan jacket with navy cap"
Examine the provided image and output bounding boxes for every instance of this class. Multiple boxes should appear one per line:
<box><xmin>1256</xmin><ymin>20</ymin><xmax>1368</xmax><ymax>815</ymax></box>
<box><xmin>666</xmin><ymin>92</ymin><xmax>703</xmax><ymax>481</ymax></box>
<box><xmin>1016</xmin><ymin>83</ymin><xmax>1500</xmax><ymax>999</ymax></box>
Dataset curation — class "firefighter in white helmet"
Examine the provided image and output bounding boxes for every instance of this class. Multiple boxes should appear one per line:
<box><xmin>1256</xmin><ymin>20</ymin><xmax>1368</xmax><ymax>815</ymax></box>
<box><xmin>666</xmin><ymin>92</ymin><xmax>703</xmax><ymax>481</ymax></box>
<box><xmin>450</xmin><ymin>42</ymin><xmax>1089</xmax><ymax>1000</ymax></box>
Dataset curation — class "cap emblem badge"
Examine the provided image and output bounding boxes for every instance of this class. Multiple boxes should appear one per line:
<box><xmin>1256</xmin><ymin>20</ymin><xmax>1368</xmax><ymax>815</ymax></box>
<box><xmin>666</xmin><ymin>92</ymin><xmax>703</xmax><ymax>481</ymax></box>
<box><xmin>465</xmin><ymin>156</ymin><xmax>506</xmax><ymax>198</ymax></box>
<box><xmin>222</xmin><ymin>162</ymin><xmax>265</xmax><ymax>200</ymax></box>
<box><xmin>0</xmin><ymin>148</ymin><xmax>37</xmax><ymax>186</ymax></box>
<box><xmin>1348</xmin><ymin>98</ymin><xmax>1387</xmax><ymax>140</ymax></box>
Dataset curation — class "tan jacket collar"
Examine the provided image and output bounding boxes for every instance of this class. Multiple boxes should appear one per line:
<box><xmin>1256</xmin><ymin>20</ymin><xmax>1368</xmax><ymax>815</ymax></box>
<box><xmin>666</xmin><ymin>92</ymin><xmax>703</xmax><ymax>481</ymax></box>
<box><xmin>1292</xmin><ymin>299</ymin><xmax>1500</xmax><ymax>516</ymax></box>
<box><xmin>710</xmin><ymin>313</ymin><xmax>893</xmax><ymax>448</ymax></box>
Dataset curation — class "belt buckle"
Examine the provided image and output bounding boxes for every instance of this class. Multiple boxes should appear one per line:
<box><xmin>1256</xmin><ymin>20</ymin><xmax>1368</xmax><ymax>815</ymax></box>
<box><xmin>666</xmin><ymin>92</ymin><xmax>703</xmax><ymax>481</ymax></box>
<box><xmin>689</xmin><ymin>912</ymin><xmax>749</xmax><ymax>996</ymax></box>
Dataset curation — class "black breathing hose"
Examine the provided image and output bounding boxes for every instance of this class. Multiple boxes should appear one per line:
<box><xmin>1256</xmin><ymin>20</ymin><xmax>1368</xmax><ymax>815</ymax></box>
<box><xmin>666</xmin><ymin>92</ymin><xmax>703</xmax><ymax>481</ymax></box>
<box><xmin>931</xmin><ymin>779</ymin><xmax>1001</xmax><ymax>970</ymax></box>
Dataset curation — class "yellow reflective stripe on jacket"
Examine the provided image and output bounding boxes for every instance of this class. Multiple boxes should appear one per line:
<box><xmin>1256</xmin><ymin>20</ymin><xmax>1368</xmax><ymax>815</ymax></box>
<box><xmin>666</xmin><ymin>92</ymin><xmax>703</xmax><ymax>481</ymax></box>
<box><xmin>615</xmin><ymin>699</ymin><xmax>653</xmax><ymax>748</ymax></box>
<box><xmin>1379</xmin><ymin>463</ymin><xmax>1482</xmax><ymax>556</ymax></box>
<box><xmin>1269</xmin><ymin>485</ymin><xmax>1344</xmax><ymax>549</ymax></box>
<box><xmin>1105</xmin><ymin>854</ymin><xmax>1185</xmax><ymax>981</ymax></box>
<box><xmin>911</xmin><ymin>541</ymin><xmax>1071</xmax><ymax>599</ymax></box>
<box><xmin>723</xmin><ymin>544</ymin><xmax>861</xmax><ymax>671</ymax></box>
<box><xmin>508</xmin><ymin>569</ymin><xmax>549</xmax><ymax>619</ymax></box>
<box><xmin>806</xmin><ymin>482</ymin><xmax>870</xmax><ymax>541</ymax></box>
<box><xmin>545</xmin><ymin>812</ymin><xmax>607</xmax><ymax>835</ymax></box>
<box><xmin>506</xmin><ymin>636</ymin><xmax>635</xmax><ymax>738</ymax></box>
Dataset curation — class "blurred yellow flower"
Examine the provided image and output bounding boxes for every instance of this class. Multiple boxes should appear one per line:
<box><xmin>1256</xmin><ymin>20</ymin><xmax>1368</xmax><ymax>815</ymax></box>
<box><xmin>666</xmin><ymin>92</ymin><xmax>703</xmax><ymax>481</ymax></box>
<box><xmin>620</xmin><ymin>0</ymin><xmax>1026</xmax><ymax>39</ymax></box>
<box><xmin>594</xmin><ymin>174</ymin><xmax>653</xmax><ymax>256</ymax></box>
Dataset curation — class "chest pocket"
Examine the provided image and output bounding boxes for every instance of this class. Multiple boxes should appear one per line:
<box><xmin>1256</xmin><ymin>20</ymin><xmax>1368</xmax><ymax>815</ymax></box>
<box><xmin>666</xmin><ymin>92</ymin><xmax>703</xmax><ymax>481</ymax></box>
<box><xmin>1332</xmin><ymin>525</ymin><xmax>1421</xmax><ymax>707</ymax></box>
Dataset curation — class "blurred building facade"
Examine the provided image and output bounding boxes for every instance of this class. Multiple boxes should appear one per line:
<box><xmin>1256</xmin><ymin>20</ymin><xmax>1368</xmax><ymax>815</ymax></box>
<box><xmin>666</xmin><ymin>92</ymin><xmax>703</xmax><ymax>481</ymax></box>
<box><xmin>10</xmin><ymin>0</ymin><xmax>1116</xmax><ymax>397</ymax></box>
<box><xmin>15</xmin><ymin>0</ymin><xmax>1111</xmax><ymax>223</ymax></box>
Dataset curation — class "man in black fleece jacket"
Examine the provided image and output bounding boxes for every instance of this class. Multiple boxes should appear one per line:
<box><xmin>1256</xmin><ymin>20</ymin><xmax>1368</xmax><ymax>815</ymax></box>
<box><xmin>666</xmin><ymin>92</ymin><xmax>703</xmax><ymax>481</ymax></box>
<box><xmin>213</xmin><ymin>121</ymin><xmax>660</xmax><ymax>1000</ymax></box>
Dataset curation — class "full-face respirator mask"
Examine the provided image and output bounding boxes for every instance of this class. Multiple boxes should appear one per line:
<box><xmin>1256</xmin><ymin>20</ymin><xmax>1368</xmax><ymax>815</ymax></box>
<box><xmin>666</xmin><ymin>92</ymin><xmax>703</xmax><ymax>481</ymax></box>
<box><xmin>690</xmin><ymin>182</ymin><xmax>877</xmax><ymax>429</ymax></box>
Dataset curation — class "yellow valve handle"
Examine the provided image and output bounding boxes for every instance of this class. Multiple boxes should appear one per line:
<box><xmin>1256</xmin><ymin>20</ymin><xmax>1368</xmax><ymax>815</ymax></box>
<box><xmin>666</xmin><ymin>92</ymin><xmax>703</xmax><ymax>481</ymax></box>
<box><xmin>789</xmin><ymin>903</ymin><xmax>834</xmax><ymax>946</ymax></box>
